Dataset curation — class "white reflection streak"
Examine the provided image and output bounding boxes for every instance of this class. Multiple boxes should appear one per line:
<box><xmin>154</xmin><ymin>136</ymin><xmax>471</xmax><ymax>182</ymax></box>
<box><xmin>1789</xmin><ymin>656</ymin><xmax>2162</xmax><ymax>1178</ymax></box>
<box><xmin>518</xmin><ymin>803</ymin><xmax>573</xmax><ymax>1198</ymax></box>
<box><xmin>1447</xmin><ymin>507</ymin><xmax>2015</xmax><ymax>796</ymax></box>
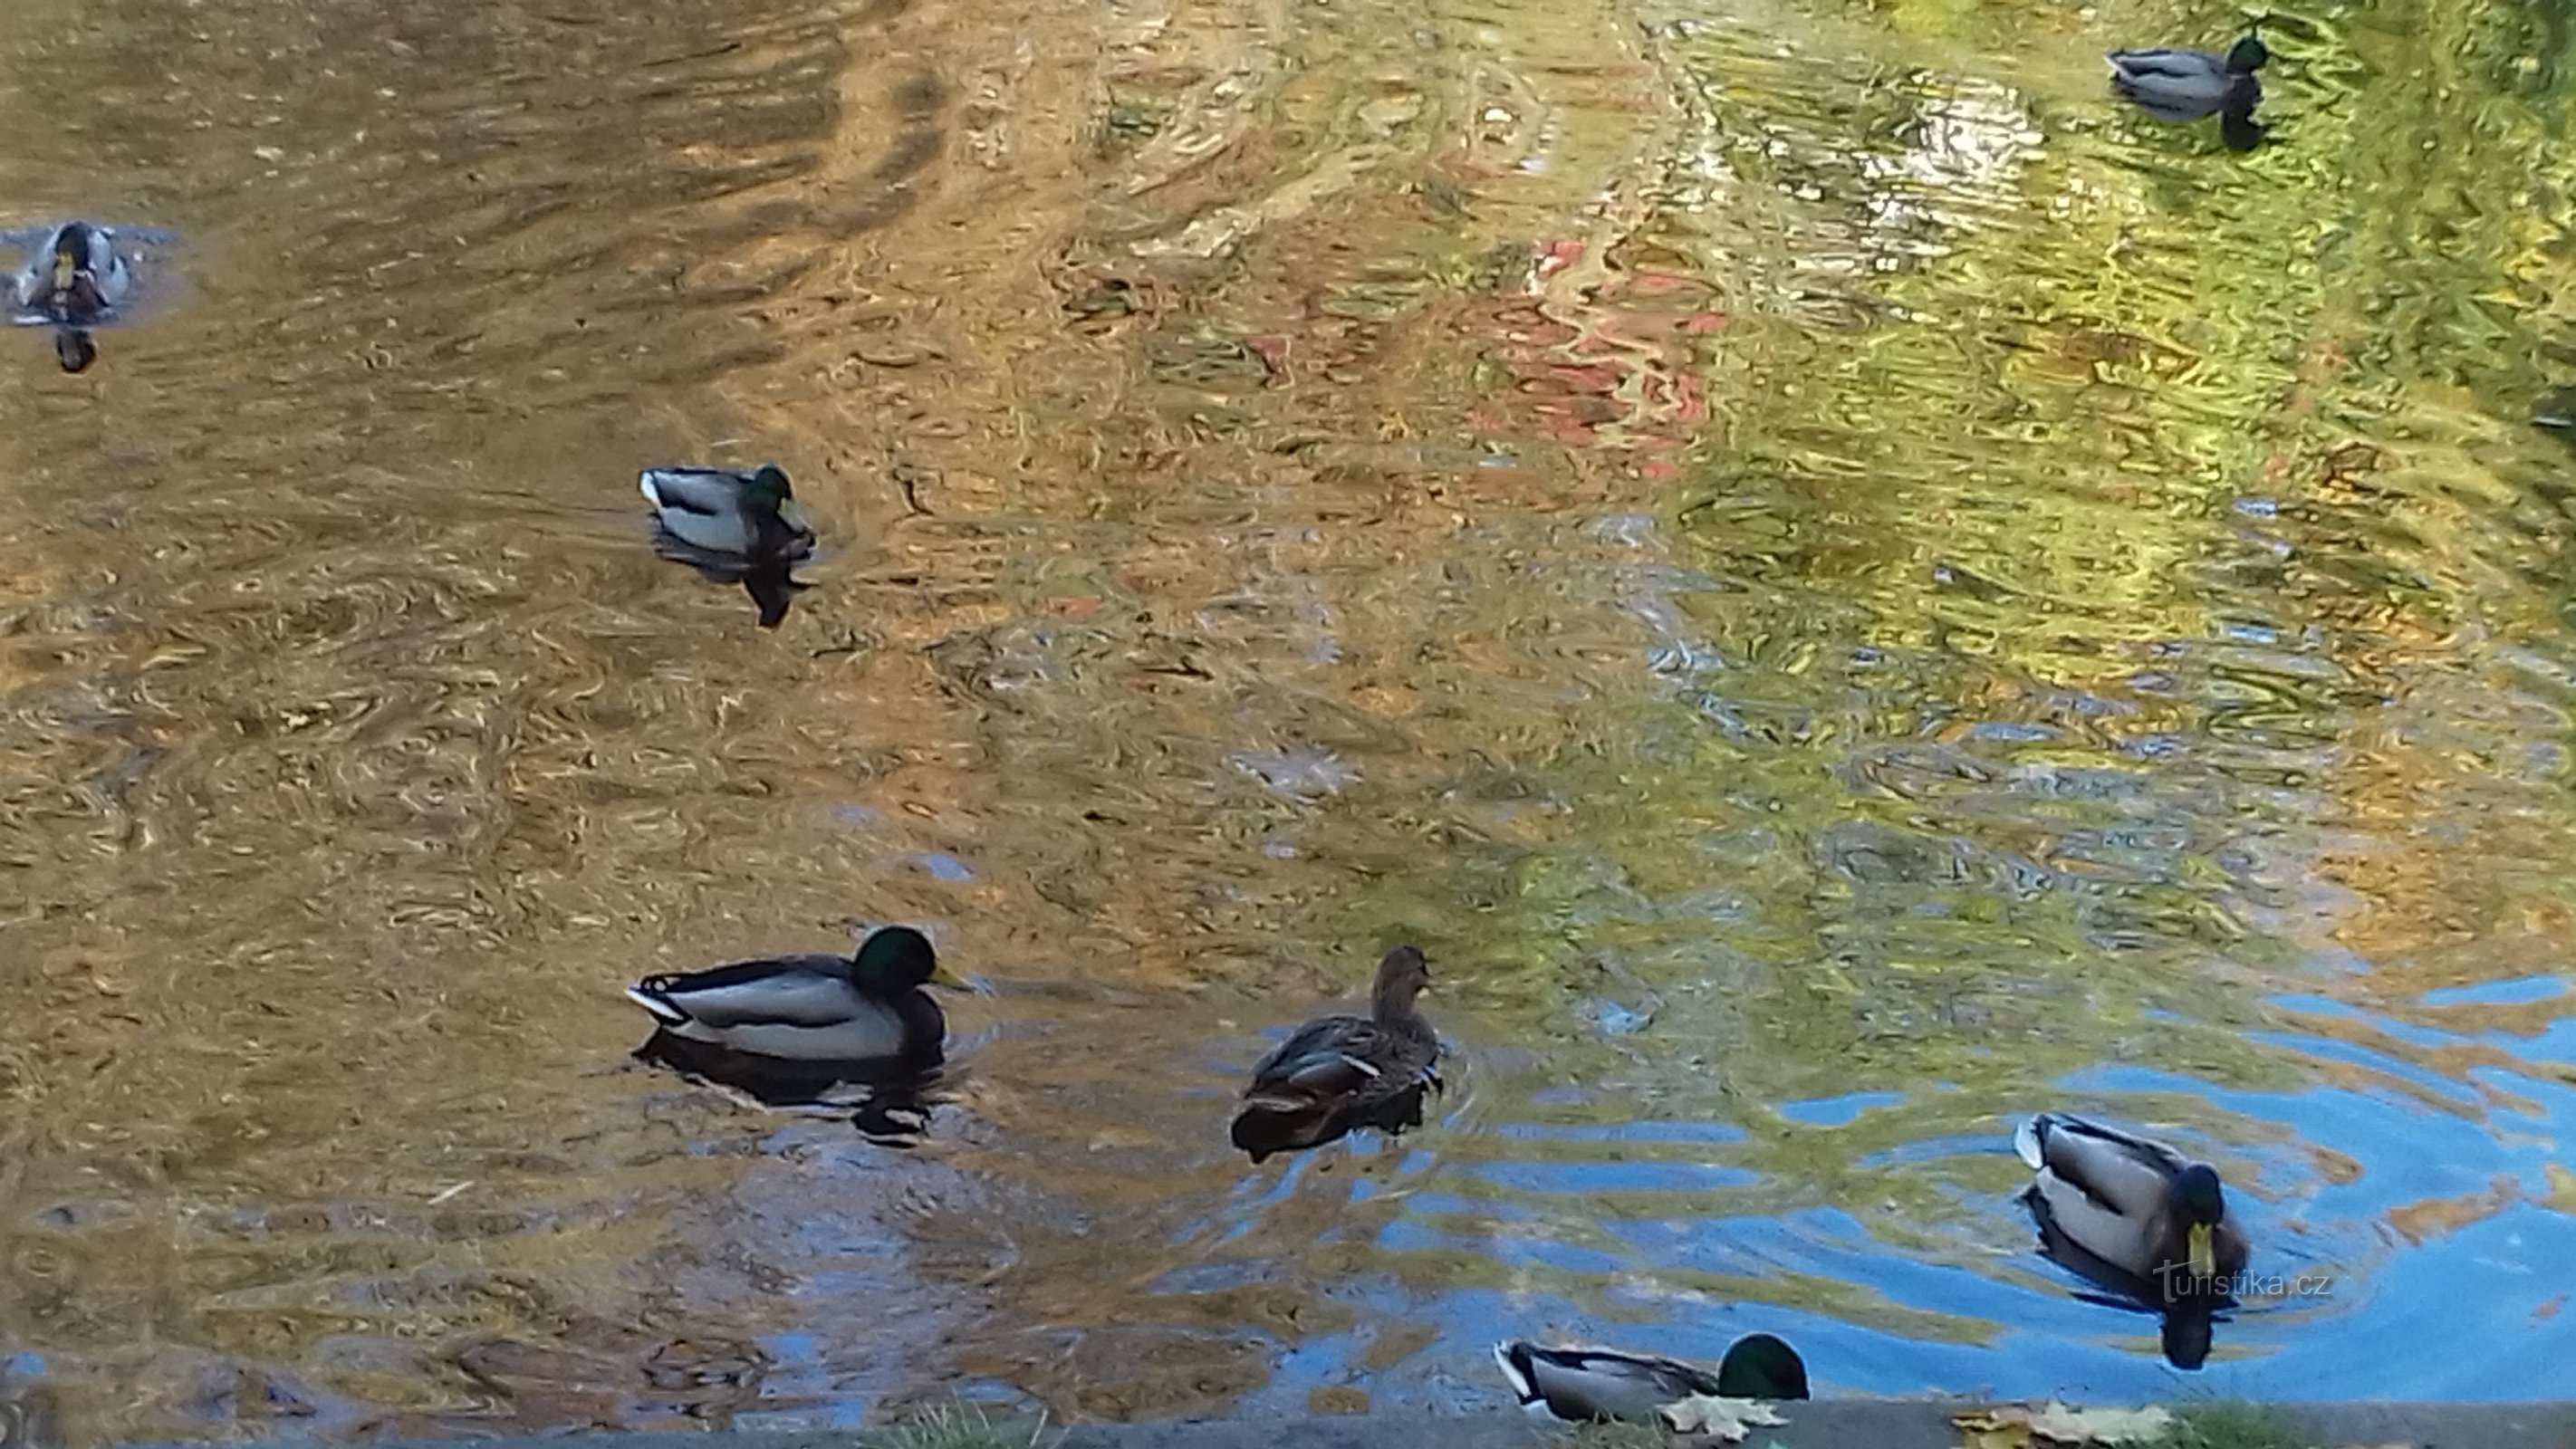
<box><xmin>1860</xmin><ymin>76</ymin><xmax>2044</xmax><ymax>255</ymax></box>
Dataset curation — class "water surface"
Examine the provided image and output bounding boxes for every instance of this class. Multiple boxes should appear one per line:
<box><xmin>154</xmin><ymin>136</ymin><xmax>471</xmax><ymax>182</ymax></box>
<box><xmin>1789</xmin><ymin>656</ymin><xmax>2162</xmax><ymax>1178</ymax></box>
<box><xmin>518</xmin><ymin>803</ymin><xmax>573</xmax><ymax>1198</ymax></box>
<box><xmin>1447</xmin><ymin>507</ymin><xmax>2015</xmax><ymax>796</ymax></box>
<box><xmin>4</xmin><ymin>0</ymin><xmax>2575</xmax><ymax>1436</ymax></box>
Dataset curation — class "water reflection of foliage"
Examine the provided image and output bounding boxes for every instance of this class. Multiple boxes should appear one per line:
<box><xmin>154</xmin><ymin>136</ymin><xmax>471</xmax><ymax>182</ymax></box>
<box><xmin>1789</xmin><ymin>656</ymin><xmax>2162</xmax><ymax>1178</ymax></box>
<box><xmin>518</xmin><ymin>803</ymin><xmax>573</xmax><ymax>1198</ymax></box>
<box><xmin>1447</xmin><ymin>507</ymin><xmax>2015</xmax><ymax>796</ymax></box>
<box><xmin>1</xmin><ymin>0</ymin><xmax>2572</xmax><ymax>1424</ymax></box>
<box><xmin>1271</xmin><ymin>0</ymin><xmax>2576</xmax><ymax>1359</ymax></box>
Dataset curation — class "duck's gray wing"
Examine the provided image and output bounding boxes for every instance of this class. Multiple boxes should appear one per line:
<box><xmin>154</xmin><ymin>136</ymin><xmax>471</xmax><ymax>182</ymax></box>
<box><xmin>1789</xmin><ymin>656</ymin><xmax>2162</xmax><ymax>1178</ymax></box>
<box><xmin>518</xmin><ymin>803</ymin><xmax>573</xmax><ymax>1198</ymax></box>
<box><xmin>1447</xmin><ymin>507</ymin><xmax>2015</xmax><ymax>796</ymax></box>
<box><xmin>2108</xmin><ymin>47</ymin><xmax>2225</xmax><ymax>79</ymax></box>
<box><xmin>2023</xmin><ymin>1113</ymin><xmax>2192</xmax><ymax>1212</ymax></box>
<box><xmin>642</xmin><ymin>469</ymin><xmax>763</xmax><ymax>555</ymax></box>
<box><xmin>2015</xmin><ymin>1113</ymin><xmax>2195</xmax><ymax>1275</ymax></box>
<box><xmin>639</xmin><ymin>467</ymin><xmax>747</xmax><ymax>516</ymax></box>
<box><xmin>630</xmin><ymin>955</ymin><xmax>860</xmax><ymax>1028</ymax></box>
<box><xmin>2106</xmin><ymin>49</ymin><xmax>2230</xmax><ymax>120</ymax></box>
<box><xmin>6</xmin><ymin>233</ymin><xmax>57</xmax><ymax>320</ymax></box>
<box><xmin>1493</xmin><ymin>1343</ymin><xmax>1716</xmax><ymax>1423</ymax></box>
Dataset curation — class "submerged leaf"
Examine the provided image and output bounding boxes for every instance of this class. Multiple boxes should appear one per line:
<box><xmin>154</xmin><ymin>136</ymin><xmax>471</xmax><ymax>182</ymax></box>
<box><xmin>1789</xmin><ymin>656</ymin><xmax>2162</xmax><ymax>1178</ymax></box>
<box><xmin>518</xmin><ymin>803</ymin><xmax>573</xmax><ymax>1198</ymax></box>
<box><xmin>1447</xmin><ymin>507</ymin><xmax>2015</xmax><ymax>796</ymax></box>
<box><xmin>1954</xmin><ymin>1403</ymin><xmax>2175</xmax><ymax>1446</ymax></box>
<box><xmin>2027</xmin><ymin>1404</ymin><xmax>2173</xmax><ymax>1444</ymax></box>
<box><xmin>1951</xmin><ymin>1411</ymin><xmax>2032</xmax><ymax>1449</ymax></box>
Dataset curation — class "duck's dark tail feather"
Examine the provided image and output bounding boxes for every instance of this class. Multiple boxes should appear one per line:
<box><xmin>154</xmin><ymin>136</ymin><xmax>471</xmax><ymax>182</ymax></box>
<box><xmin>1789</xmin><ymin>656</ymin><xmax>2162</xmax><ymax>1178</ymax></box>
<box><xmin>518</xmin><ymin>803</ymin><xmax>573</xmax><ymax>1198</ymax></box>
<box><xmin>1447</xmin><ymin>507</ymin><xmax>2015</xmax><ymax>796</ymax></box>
<box><xmin>1229</xmin><ymin>1103</ymin><xmax>1325</xmax><ymax>1162</ymax></box>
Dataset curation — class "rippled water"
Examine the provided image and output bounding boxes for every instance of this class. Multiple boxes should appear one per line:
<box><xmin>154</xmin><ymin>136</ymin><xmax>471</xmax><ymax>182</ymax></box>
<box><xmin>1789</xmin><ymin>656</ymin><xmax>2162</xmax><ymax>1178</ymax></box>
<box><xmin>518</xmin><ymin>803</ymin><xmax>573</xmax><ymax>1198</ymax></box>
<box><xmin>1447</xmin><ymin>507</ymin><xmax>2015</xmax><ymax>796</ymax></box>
<box><xmin>4</xmin><ymin>0</ymin><xmax>2575</xmax><ymax>1435</ymax></box>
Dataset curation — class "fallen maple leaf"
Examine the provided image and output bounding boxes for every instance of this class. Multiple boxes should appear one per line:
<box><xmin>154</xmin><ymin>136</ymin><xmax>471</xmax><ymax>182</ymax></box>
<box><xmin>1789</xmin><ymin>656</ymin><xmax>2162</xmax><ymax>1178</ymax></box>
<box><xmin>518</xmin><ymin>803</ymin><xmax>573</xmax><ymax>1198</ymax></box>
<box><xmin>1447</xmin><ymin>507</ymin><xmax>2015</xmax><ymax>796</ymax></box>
<box><xmin>2026</xmin><ymin>1404</ymin><xmax>2173</xmax><ymax>1444</ymax></box>
<box><xmin>1657</xmin><ymin>1394</ymin><xmax>1788</xmax><ymax>1442</ymax></box>
<box><xmin>1954</xmin><ymin>1403</ymin><xmax>2174</xmax><ymax>1446</ymax></box>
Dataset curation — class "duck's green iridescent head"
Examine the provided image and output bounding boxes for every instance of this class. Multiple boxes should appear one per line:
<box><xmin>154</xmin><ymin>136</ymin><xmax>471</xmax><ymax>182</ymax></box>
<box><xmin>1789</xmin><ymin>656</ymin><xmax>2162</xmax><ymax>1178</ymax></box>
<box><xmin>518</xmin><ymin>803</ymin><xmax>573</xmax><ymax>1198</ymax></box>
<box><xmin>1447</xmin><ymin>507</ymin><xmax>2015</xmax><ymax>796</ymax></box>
<box><xmin>1714</xmin><ymin>1333</ymin><xmax>1809</xmax><ymax>1400</ymax></box>
<box><xmin>746</xmin><ymin>463</ymin><xmax>809</xmax><ymax>532</ymax></box>
<box><xmin>2171</xmin><ymin>1164</ymin><xmax>2226</xmax><ymax>1223</ymax></box>
<box><xmin>2225</xmin><ymin>33</ymin><xmax>2269</xmax><ymax>72</ymax></box>
<box><xmin>2169</xmin><ymin>1164</ymin><xmax>2227</xmax><ymax>1277</ymax></box>
<box><xmin>852</xmin><ymin>925</ymin><xmax>960</xmax><ymax>991</ymax></box>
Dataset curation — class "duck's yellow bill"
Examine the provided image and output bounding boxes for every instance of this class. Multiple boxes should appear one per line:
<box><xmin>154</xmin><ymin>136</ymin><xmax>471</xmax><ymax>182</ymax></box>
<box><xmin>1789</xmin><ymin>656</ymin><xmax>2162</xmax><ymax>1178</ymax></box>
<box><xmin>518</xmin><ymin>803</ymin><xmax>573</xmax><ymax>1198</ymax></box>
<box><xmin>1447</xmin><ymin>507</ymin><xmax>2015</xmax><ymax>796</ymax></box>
<box><xmin>2187</xmin><ymin>1223</ymin><xmax>2216</xmax><ymax>1280</ymax></box>
<box><xmin>777</xmin><ymin>499</ymin><xmax>812</xmax><ymax>533</ymax></box>
<box><xmin>928</xmin><ymin>964</ymin><xmax>968</xmax><ymax>989</ymax></box>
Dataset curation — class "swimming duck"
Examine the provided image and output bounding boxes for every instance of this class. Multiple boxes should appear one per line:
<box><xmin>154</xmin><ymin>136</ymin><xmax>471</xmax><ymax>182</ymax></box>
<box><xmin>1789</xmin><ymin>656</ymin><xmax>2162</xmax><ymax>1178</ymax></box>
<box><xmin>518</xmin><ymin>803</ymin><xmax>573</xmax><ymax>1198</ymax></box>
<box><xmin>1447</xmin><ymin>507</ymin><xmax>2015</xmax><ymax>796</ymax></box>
<box><xmin>11</xmin><ymin>222</ymin><xmax>132</xmax><ymax>373</ymax></box>
<box><xmin>1229</xmin><ymin>945</ymin><xmax>1439</xmax><ymax>1162</ymax></box>
<box><xmin>639</xmin><ymin>463</ymin><xmax>817</xmax><ymax>627</ymax></box>
<box><xmin>11</xmin><ymin>221</ymin><xmax>130</xmax><ymax>325</ymax></box>
<box><xmin>625</xmin><ymin>925</ymin><xmax>958</xmax><ymax>1066</ymax></box>
<box><xmin>2014</xmin><ymin>1112</ymin><xmax>2249</xmax><ymax>1304</ymax></box>
<box><xmin>1495</xmin><ymin>1335</ymin><xmax>1810</xmax><ymax>1423</ymax></box>
<box><xmin>2107</xmin><ymin>34</ymin><xmax>2267</xmax><ymax>126</ymax></box>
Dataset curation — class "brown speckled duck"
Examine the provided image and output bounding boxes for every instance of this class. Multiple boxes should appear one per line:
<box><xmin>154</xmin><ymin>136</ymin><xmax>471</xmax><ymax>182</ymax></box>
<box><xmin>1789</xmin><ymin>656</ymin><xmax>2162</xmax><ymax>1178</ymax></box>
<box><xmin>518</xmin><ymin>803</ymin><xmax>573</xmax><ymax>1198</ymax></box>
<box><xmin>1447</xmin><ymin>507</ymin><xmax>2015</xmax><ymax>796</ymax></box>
<box><xmin>1229</xmin><ymin>945</ymin><xmax>1438</xmax><ymax>1161</ymax></box>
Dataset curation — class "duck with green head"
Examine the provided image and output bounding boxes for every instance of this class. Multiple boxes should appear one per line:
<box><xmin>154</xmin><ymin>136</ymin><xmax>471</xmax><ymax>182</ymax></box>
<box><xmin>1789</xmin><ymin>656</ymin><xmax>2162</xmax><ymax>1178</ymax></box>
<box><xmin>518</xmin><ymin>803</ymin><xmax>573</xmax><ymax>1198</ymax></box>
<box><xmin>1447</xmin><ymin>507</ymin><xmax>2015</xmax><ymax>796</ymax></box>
<box><xmin>1495</xmin><ymin>1334</ymin><xmax>1810</xmax><ymax>1422</ymax></box>
<box><xmin>2108</xmin><ymin>33</ymin><xmax>2268</xmax><ymax>149</ymax></box>
<box><xmin>639</xmin><ymin>462</ymin><xmax>817</xmax><ymax>627</ymax></box>
<box><xmin>11</xmin><ymin>221</ymin><xmax>129</xmax><ymax>321</ymax></box>
<box><xmin>10</xmin><ymin>222</ymin><xmax>132</xmax><ymax>373</ymax></box>
<box><xmin>2014</xmin><ymin>1112</ymin><xmax>2250</xmax><ymax>1307</ymax></box>
<box><xmin>626</xmin><ymin>925</ymin><xmax>961</xmax><ymax>1068</ymax></box>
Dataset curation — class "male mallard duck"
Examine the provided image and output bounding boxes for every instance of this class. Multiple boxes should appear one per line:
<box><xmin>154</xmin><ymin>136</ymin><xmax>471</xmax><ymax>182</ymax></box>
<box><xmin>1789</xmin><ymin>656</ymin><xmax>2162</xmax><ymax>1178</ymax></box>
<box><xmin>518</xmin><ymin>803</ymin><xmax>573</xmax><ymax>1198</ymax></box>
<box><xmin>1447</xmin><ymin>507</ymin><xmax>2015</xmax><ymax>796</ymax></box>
<box><xmin>2108</xmin><ymin>34</ymin><xmax>2267</xmax><ymax>123</ymax></box>
<box><xmin>1229</xmin><ymin>945</ymin><xmax>1438</xmax><ymax>1162</ymax></box>
<box><xmin>11</xmin><ymin>222</ymin><xmax>132</xmax><ymax>373</ymax></box>
<box><xmin>639</xmin><ymin>463</ymin><xmax>817</xmax><ymax>627</ymax></box>
<box><xmin>1495</xmin><ymin>1335</ymin><xmax>1810</xmax><ymax>1423</ymax></box>
<box><xmin>625</xmin><ymin>925</ymin><xmax>959</xmax><ymax>1066</ymax></box>
<box><xmin>2014</xmin><ymin>1112</ymin><xmax>2249</xmax><ymax>1304</ymax></box>
<box><xmin>11</xmin><ymin>221</ymin><xmax>130</xmax><ymax>324</ymax></box>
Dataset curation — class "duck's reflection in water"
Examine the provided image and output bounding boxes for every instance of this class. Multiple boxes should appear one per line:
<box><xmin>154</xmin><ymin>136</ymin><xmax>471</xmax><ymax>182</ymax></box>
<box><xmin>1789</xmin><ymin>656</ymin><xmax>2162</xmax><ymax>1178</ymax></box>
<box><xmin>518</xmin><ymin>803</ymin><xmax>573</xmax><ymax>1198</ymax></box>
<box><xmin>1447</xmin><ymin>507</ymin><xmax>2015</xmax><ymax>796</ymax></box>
<box><xmin>2034</xmin><ymin>1218</ymin><xmax>2232</xmax><ymax>1371</ymax></box>
<box><xmin>632</xmin><ymin>1031</ymin><xmax>948</xmax><ymax>1145</ymax></box>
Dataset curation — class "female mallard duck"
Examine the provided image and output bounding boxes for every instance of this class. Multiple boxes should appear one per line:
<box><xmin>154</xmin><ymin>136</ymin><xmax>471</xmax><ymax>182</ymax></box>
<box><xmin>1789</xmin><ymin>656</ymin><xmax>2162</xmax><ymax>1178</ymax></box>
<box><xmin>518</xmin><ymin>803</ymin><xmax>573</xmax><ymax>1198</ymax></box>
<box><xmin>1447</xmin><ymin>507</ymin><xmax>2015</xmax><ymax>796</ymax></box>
<box><xmin>1495</xmin><ymin>1335</ymin><xmax>1810</xmax><ymax>1422</ymax></box>
<box><xmin>625</xmin><ymin>925</ymin><xmax>959</xmax><ymax>1067</ymax></box>
<box><xmin>2014</xmin><ymin>1112</ymin><xmax>2249</xmax><ymax>1304</ymax></box>
<box><xmin>1229</xmin><ymin>945</ymin><xmax>1438</xmax><ymax>1162</ymax></box>
<box><xmin>2108</xmin><ymin>34</ymin><xmax>2267</xmax><ymax>142</ymax></box>
<box><xmin>639</xmin><ymin>463</ymin><xmax>817</xmax><ymax>627</ymax></box>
